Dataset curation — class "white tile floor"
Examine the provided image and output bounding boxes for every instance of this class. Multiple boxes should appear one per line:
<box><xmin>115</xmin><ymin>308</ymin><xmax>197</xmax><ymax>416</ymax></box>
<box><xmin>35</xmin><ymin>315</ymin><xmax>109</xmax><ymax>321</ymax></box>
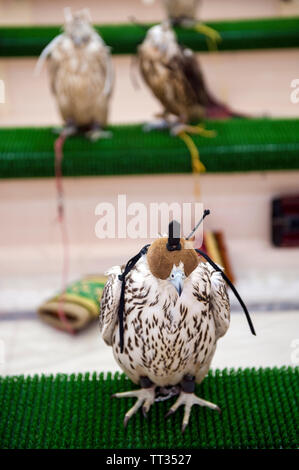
<box><xmin>0</xmin><ymin>310</ymin><xmax>298</xmax><ymax>377</ymax></box>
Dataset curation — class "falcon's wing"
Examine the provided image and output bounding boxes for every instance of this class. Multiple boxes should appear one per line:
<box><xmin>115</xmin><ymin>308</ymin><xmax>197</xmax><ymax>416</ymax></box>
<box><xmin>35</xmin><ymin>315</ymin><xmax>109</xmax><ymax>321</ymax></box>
<box><xmin>139</xmin><ymin>41</ymin><xmax>216</xmax><ymax>115</ymax></box>
<box><xmin>208</xmin><ymin>265</ymin><xmax>230</xmax><ymax>339</ymax></box>
<box><xmin>138</xmin><ymin>44</ymin><xmax>198</xmax><ymax>115</ymax></box>
<box><xmin>169</xmin><ymin>46</ymin><xmax>216</xmax><ymax>107</ymax></box>
<box><xmin>90</xmin><ymin>32</ymin><xmax>114</xmax><ymax>97</ymax></box>
<box><xmin>34</xmin><ymin>33</ymin><xmax>64</xmax><ymax>79</ymax></box>
<box><xmin>43</xmin><ymin>34</ymin><xmax>70</xmax><ymax>95</ymax></box>
<box><xmin>99</xmin><ymin>266</ymin><xmax>122</xmax><ymax>346</ymax></box>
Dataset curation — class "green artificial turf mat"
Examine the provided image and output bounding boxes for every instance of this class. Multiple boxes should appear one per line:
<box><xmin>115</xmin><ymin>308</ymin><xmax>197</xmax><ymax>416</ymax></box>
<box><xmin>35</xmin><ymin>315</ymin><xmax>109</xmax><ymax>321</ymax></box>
<box><xmin>1</xmin><ymin>17</ymin><xmax>299</xmax><ymax>56</ymax></box>
<box><xmin>0</xmin><ymin>366</ymin><xmax>298</xmax><ymax>449</ymax></box>
<box><xmin>1</xmin><ymin>118</ymin><xmax>299</xmax><ymax>179</ymax></box>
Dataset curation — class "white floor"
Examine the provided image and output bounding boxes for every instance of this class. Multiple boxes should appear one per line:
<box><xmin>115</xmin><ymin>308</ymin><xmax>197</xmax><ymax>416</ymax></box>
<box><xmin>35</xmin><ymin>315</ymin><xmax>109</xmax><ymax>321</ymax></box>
<box><xmin>0</xmin><ymin>310</ymin><xmax>298</xmax><ymax>377</ymax></box>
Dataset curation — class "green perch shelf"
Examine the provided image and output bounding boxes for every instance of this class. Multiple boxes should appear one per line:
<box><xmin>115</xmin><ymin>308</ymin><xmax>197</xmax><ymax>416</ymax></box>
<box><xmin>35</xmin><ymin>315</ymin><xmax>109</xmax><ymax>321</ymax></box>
<box><xmin>1</xmin><ymin>118</ymin><xmax>299</xmax><ymax>179</ymax></box>
<box><xmin>1</xmin><ymin>17</ymin><xmax>299</xmax><ymax>57</ymax></box>
<box><xmin>0</xmin><ymin>366</ymin><xmax>297</xmax><ymax>449</ymax></box>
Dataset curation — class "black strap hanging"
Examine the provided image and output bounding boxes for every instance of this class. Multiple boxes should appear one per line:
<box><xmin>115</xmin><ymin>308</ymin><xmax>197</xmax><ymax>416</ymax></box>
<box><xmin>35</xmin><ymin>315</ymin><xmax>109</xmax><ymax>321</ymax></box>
<box><xmin>118</xmin><ymin>244</ymin><xmax>150</xmax><ymax>353</ymax></box>
<box><xmin>195</xmin><ymin>248</ymin><xmax>256</xmax><ymax>336</ymax></box>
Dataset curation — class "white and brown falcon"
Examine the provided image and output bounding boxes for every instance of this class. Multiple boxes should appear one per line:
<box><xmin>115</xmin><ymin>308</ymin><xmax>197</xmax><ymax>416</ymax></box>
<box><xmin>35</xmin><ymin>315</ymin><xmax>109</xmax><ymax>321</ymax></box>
<box><xmin>138</xmin><ymin>21</ymin><xmax>243</xmax><ymax>135</ymax></box>
<box><xmin>142</xmin><ymin>0</ymin><xmax>200</xmax><ymax>24</ymax></box>
<box><xmin>100</xmin><ymin>221</ymin><xmax>230</xmax><ymax>431</ymax></box>
<box><xmin>142</xmin><ymin>0</ymin><xmax>221</xmax><ymax>48</ymax></box>
<box><xmin>36</xmin><ymin>8</ymin><xmax>113</xmax><ymax>140</ymax></box>
<box><xmin>162</xmin><ymin>0</ymin><xmax>200</xmax><ymax>25</ymax></box>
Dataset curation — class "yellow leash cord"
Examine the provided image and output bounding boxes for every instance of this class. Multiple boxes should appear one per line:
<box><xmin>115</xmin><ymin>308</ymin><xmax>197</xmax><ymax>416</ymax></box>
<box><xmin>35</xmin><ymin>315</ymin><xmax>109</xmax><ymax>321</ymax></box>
<box><xmin>194</xmin><ymin>22</ymin><xmax>222</xmax><ymax>52</ymax></box>
<box><xmin>177</xmin><ymin>124</ymin><xmax>216</xmax><ymax>200</ymax></box>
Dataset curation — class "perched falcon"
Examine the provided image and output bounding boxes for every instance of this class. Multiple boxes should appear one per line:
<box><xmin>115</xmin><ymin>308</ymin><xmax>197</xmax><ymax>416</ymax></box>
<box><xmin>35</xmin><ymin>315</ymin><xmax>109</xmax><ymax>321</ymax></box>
<box><xmin>36</xmin><ymin>8</ymin><xmax>113</xmax><ymax>140</ymax></box>
<box><xmin>142</xmin><ymin>0</ymin><xmax>200</xmax><ymax>23</ymax></box>
<box><xmin>162</xmin><ymin>0</ymin><xmax>200</xmax><ymax>24</ymax></box>
<box><xmin>100</xmin><ymin>222</ymin><xmax>230</xmax><ymax>431</ymax></box>
<box><xmin>142</xmin><ymin>0</ymin><xmax>220</xmax><ymax>49</ymax></box>
<box><xmin>138</xmin><ymin>21</ymin><xmax>243</xmax><ymax>135</ymax></box>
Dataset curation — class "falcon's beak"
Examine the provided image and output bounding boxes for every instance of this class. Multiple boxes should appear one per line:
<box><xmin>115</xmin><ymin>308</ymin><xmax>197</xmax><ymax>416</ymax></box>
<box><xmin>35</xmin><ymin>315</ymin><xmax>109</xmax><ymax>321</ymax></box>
<box><xmin>169</xmin><ymin>268</ymin><xmax>185</xmax><ymax>297</ymax></box>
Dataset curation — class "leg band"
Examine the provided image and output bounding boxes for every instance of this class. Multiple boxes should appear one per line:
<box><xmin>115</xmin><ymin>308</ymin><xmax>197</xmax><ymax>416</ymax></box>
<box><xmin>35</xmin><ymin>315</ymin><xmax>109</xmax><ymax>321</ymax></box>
<box><xmin>140</xmin><ymin>376</ymin><xmax>153</xmax><ymax>389</ymax></box>
<box><xmin>181</xmin><ymin>374</ymin><xmax>196</xmax><ymax>393</ymax></box>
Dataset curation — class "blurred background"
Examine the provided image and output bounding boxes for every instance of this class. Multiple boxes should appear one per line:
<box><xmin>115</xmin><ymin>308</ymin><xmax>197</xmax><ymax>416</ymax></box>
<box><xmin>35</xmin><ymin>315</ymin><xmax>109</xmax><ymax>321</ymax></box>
<box><xmin>0</xmin><ymin>0</ymin><xmax>299</xmax><ymax>377</ymax></box>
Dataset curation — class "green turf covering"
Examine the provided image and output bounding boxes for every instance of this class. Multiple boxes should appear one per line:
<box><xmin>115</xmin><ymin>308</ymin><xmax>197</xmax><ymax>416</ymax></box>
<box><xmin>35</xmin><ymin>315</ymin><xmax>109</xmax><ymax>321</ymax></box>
<box><xmin>0</xmin><ymin>367</ymin><xmax>297</xmax><ymax>449</ymax></box>
<box><xmin>1</xmin><ymin>118</ymin><xmax>299</xmax><ymax>179</ymax></box>
<box><xmin>1</xmin><ymin>17</ymin><xmax>299</xmax><ymax>56</ymax></box>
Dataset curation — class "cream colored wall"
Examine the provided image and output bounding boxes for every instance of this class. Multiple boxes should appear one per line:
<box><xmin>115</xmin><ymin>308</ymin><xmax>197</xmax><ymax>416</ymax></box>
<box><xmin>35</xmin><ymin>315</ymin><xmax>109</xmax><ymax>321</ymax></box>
<box><xmin>1</xmin><ymin>171</ymin><xmax>299</xmax><ymax>313</ymax></box>
<box><xmin>1</xmin><ymin>49</ymin><xmax>299</xmax><ymax>126</ymax></box>
<box><xmin>1</xmin><ymin>0</ymin><xmax>299</xmax><ymax>25</ymax></box>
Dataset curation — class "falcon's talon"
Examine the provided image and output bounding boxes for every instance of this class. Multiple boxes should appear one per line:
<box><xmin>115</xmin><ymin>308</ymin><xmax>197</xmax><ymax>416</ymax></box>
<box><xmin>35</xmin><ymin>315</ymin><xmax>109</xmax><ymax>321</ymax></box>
<box><xmin>86</xmin><ymin>128</ymin><xmax>112</xmax><ymax>141</ymax></box>
<box><xmin>171</xmin><ymin>123</ymin><xmax>216</xmax><ymax>138</ymax></box>
<box><xmin>52</xmin><ymin>124</ymin><xmax>78</xmax><ymax>137</ymax></box>
<box><xmin>113</xmin><ymin>386</ymin><xmax>156</xmax><ymax>426</ymax></box>
<box><xmin>181</xmin><ymin>423</ymin><xmax>187</xmax><ymax>434</ymax></box>
<box><xmin>170</xmin><ymin>123</ymin><xmax>188</xmax><ymax>136</ymax></box>
<box><xmin>142</xmin><ymin>119</ymin><xmax>170</xmax><ymax>133</ymax></box>
<box><xmin>166</xmin><ymin>391</ymin><xmax>221</xmax><ymax>432</ymax></box>
<box><xmin>165</xmin><ymin>408</ymin><xmax>175</xmax><ymax>418</ymax></box>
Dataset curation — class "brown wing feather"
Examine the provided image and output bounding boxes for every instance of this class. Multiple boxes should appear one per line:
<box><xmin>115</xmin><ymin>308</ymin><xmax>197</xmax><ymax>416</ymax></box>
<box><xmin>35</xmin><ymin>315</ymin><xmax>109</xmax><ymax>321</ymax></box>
<box><xmin>174</xmin><ymin>46</ymin><xmax>214</xmax><ymax>106</ymax></box>
<box><xmin>138</xmin><ymin>40</ymin><xmax>238</xmax><ymax>121</ymax></box>
<box><xmin>176</xmin><ymin>46</ymin><xmax>246</xmax><ymax>118</ymax></box>
<box><xmin>138</xmin><ymin>44</ymin><xmax>196</xmax><ymax>119</ymax></box>
<box><xmin>138</xmin><ymin>43</ymin><xmax>213</xmax><ymax>120</ymax></box>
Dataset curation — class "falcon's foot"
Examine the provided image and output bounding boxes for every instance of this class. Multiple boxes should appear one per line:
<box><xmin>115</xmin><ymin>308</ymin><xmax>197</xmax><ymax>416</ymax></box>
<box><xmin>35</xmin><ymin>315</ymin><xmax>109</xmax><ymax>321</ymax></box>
<box><xmin>86</xmin><ymin>124</ymin><xmax>112</xmax><ymax>141</ymax></box>
<box><xmin>143</xmin><ymin>119</ymin><xmax>170</xmax><ymax>133</ymax></box>
<box><xmin>112</xmin><ymin>386</ymin><xmax>156</xmax><ymax>427</ymax></box>
<box><xmin>166</xmin><ymin>391</ymin><xmax>221</xmax><ymax>433</ymax></box>
<box><xmin>172</xmin><ymin>18</ymin><xmax>221</xmax><ymax>51</ymax></box>
<box><xmin>52</xmin><ymin>122</ymin><xmax>77</xmax><ymax>137</ymax></box>
<box><xmin>143</xmin><ymin>120</ymin><xmax>215</xmax><ymax>139</ymax></box>
<box><xmin>170</xmin><ymin>123</ymin><xmax>216</xmax><ymax>138</ymax></box>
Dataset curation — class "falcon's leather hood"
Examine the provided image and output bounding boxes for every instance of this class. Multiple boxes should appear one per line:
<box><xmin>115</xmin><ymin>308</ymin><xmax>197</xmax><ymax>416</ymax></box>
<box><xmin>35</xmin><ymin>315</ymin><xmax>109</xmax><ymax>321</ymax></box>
<box><xmin>147</xmin><ymin>237</ymin><xmax>199</xmax><ymax>280</ymax></box>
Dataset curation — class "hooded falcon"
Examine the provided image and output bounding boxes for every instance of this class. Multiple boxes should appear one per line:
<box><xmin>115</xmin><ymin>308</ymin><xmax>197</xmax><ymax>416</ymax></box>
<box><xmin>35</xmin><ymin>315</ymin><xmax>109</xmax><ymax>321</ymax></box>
<box><xmin>138</xmin><ymin>21</ymin><xmax>243</xmax><ymax>135</ymax></box>
<box><xmin>36</xmin><ymin>8</ymin><xmax>113</xmax><ymax>140</ymax></box>
<box><xmin>100</xmin><ymin>221</ymin><xmax>231</xmax><ymax>431</ymax></box>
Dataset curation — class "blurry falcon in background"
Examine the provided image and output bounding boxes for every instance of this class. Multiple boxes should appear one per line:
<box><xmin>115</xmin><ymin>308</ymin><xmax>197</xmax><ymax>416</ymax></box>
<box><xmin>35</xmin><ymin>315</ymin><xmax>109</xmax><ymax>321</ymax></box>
<box><xmin>100</xmin><ymin>223</ymin><xmax>230</xmax><ymax>431</ymax></box>
<box><xmin>34</xmin><ymin>8</ymin><xmax>114</xmax><ymax>322</ymax></box>
<box><xmin>36</xmin><ymin>8</ymin><xmax>113</xmax><ymax>140</ymax></box>
<box><xmin>142</xmin><ymin>0</ymin><xmax>221</xmax><ymax>48</ymax></box>
<box><xmin>162</xmin><ymin>0</ymin><xmax>200</xmax><ymax>25</ymax></box>
<box><xmin>142</xmin><ymin>0</ymin><xmax>200</xmax><ymax>24</ymax></box>
<box><xmin>138</xmin><ymin>21</ymin><xmax>244</xmax><ymax>135</ymax></box>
